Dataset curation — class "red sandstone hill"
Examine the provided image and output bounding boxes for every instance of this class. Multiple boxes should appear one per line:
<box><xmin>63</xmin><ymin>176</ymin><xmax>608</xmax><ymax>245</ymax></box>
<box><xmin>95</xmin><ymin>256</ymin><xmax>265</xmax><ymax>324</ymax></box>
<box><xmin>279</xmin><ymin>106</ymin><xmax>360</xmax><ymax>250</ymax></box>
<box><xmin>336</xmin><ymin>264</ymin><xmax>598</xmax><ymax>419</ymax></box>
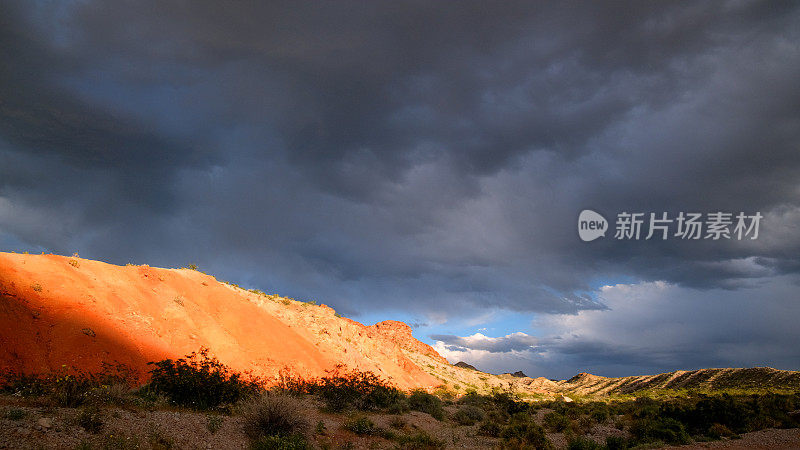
<box><xmin>0</xmin><ymin>252</ymin><xmax>441</xmax><ymax>390</ymax></box>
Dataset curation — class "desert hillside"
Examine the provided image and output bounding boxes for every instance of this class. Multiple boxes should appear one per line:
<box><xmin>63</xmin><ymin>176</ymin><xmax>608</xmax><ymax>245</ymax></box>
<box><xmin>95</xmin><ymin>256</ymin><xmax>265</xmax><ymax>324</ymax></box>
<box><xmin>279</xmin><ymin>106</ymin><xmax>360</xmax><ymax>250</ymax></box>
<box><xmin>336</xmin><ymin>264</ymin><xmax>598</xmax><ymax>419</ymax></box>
<box><xmin>2</xmin><ymin>252</ymin><xmax>799</xmax><ymax>400</ymax></box>
<box><xmin>0</xmin><ymin>252</ymin><xmax>442</xmax><ymax>390</ymax></box>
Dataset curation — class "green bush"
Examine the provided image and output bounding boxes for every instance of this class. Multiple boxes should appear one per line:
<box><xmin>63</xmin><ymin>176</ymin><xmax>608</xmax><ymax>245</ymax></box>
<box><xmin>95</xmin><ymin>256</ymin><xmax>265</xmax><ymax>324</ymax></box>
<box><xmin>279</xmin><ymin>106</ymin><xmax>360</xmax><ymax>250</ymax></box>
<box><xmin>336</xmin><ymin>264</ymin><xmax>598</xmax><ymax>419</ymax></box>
<box><xmin>207</xmin><ymin>414</ymin><xmax>224</xmax><ymax>434</ymax></box>
<box><xmin>452</xmin><ymin>405</ymin><xmax>485</xmax><ymax>425</ymax></box>
<box><xmin>543</xmin><ymin>411</ymin><xmax>571</xmax><ymax>432</ymax></box>
<box><xmin>292</xmin><ymin>365</ymin><xmax>402</xmax><ymax>412</ymax></box>
<box><xmin>567</xmin><ymin>436</ymin><xmax>604</xmax><ymax>450</ymax></box>
<box><xmin>342</xmin><ymin>415</ymin><xmax>375</xmax><ymax>435</ymax></box>
<box><xmin>630</xmin><ymin>416</ymin><xmax>690</xmax><ymax>445</ymax></box>
<box><xmin>146</xmin><ymin>348</ymin><xmax>261</xmax><ymax>410</ymax></box>
<box><xmin>499</xmin><ymin>414</ymin><xmax>552</xmax><ymax>449</ymax></box>
<box><xmin>5</xmin><ymin>408</ymin><xmax>25</xmax><ymax>420</ymax></box>
<box><xmin>393</xmin><ymin>431</ymin><xmax>446</xmax><ymax>449</ymax></box>
<box><xmin>408</xmin><ymin>390</ymin><xmax>444</xmax><ymax>420</ymax></box>
<box><xmin>239</xmin><ymin>393</ymin><xmax>309</xmax><ymax>442</ymax></box>
<box><xmin>0</xmin><ymin>363</ymin><xmax>135</xmax><ymax>407</ymax></box>
<box><xmin>604</xmin><ymin>436</ymin><xmax>628</xmax><ymax>450</ymax></box>
<box><xmin>251</xmin><ymin>433</ymin><xmax>310</xmax><ymax>450</ymax></box>
<box><xmin>77</xmin><ymin>405</ymin><xmax>104</xmax><ymax>433</ymax></box>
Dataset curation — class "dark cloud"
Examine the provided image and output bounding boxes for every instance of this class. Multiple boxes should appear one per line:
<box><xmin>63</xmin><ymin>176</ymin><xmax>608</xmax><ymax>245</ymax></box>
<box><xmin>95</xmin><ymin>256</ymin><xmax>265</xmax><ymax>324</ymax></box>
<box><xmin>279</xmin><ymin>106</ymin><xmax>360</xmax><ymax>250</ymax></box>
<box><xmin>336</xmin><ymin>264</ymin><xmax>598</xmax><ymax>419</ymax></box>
<box><xmin>0</xmin><ymin>1</ymin><xmax>799</xmax><ymax>356</ymax></box>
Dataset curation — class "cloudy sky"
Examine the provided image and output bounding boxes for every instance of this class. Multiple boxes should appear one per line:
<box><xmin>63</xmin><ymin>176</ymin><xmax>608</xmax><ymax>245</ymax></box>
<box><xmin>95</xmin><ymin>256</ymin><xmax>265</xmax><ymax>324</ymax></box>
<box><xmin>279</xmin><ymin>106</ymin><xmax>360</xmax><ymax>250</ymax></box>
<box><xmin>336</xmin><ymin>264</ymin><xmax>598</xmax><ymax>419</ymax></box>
<box><xmin>2</xmin><ymin>1</ymin><xmax>799</xmax><ymax>379</ymax></box>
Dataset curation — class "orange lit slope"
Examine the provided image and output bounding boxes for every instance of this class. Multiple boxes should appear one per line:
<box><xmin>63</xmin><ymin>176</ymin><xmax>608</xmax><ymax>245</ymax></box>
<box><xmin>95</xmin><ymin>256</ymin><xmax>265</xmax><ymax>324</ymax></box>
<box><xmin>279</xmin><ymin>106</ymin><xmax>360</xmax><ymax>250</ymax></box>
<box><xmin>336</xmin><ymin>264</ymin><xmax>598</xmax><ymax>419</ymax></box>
<box><xmin>0</xmin><ymin>253</ymin><xmax>440</xmax><ymax>390</ymax></box>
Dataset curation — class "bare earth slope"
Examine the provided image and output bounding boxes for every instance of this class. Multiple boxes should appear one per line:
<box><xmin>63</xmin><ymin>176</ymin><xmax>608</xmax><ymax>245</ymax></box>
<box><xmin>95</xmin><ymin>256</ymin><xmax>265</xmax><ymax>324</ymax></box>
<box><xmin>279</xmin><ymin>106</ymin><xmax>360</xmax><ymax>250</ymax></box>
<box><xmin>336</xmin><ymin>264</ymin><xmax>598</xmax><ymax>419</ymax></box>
<box><xmin>0</xmin><ymin>252</ymin><xmax>438</xmax><ymax>390</ymax></box>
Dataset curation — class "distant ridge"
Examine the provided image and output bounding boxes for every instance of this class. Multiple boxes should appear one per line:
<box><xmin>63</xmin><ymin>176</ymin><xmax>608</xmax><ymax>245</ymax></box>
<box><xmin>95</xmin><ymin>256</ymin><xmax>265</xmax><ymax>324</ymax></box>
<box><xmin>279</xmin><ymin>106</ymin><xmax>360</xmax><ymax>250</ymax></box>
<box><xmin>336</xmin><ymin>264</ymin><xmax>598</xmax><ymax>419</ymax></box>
<box><xmin>455</xmin><ymin>361</ymin><xmax>478</xmax><ymax>371</ymax></box>
<box><xmin>558</xmin><ymin>367</ymin><xmax>800</xmax><ymax>395</ymax></box>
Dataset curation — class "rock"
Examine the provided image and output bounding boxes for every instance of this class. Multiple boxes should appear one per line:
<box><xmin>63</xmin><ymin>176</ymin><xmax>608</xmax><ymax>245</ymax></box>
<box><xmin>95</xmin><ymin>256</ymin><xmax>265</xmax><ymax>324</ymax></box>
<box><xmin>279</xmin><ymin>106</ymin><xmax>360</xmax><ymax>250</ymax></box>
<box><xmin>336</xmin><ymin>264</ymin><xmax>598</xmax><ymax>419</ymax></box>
<box><xmin>37</xmin><ymin>417</ymin><xmax>52</xmax><ymax>428</ymax></box>
<box><xmin>455</xmin><ymin>361</ymin><xmax>478</xmax><ymax>371</ymax></box>
<box><xmin>561</xmin><ymin>395</ymin><xmax>574</xmax><ymax>403</ymax></box>
<box><xmin>81</xmin><ymin>327</ymin><xmax>96</xmax><ymax>337</ymax></box>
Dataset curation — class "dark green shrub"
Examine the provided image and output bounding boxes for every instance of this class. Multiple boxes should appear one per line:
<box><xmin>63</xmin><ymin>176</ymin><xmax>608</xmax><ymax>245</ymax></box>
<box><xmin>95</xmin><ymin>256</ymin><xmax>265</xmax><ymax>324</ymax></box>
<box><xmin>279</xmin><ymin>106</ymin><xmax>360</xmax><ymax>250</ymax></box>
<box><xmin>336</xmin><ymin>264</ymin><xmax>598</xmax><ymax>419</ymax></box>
<box><xmin>5</xmin><ymin>408</ymin><xmax>25</xmax><ymax>420</ymax></box>
<box><xmin>500</xmin><ymin>415</ymin><xmax>552</xmax><ymax>449</ymax></box>
<box><xmin>604</xmin><ymin>436</ymin><xmax>628</xmax><ymax>450</ymax></box>
<box><xmin>543</xmin><ymin>410</ymin><xmax>571</xmax><ymax>432</ymax></box>
<box><xmin>393</xmin><ymin>431</ymin><xmax>446</xmax><ymax>449</ymax></box>
<box><xmin>452</xmin><ymin>405</ymin><xmax>485</xmax><ymax>425</ymax></box>
<box><xmin>207</xmin><ymin>414</ymin><xmax>224</xmax><ymax>434</ymax></box>
<box><xmin>251</xmin><ymin>433</ymin><xmax>310</xmax><ymax>450</ymax></box>
<box><xmin>492</xmin><ymin>392</ymin><xmax>528</xmax><ymax>415</ymax></box>
<box><xmin>567</xmin><ymin>436</ymin><xmax>603</xmax><ymax>450</ymax></box>
<box><xmin>297</xmin><ymin>365</ymin><xmax>401</xmax><ymax>412</ymax></box>
<box><xmin>342</xmin><ymin>415</ymin><xmax>375</xmax><ymax>435</ymax></box>
<box><xmin>457</xmin><ymin>391</ymin><xmax>490</xmax><ymax>408</ymax></box>
<box><xmin>77</xmin><ymin>405</ymin><xmax>104</xmax><ymax>433</ymax></box>
<box><xmin>478</xmin><ymin>419</ymin><xmax>502</xmax><ymax>437</ymax></box>
<box><xmin>146</xmin><ymin>348</ymin><xmax>261</xmax><ymax>410</ymax></box>
<box><xmin>707</xmin><ymin>423</ymin><xmax>735</xmax><ymax>439</ymax></box>
<box><xmin>240</xmin><ymin>393</ymin><xmax>309</xmax><ymax>442</ymax></box>
<box><xmin>630</xmin><ymin>416</ymin><xmax>690</xmax><ymax>445</ymax></box>
<box><xmin>0</xmin><ymin>363</ymin><xmax>136</xmax><ymax>407</ymax></box>
<box><xmin>408</xmin><ymin>390</ymin><xmax>444</xmax><ymax>420</ymax></box>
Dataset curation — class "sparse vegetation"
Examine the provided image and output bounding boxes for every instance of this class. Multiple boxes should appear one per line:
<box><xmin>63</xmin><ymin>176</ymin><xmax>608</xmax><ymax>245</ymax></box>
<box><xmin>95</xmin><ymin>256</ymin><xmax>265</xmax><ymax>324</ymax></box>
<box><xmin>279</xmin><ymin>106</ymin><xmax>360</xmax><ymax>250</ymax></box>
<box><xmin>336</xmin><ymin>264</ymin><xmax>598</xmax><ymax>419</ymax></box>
<box><xmin>342</xmin><ymin>415</ymin><xmax>375</xmax><ymax>435</ymax></box>
<box><xmin>77</xmin><ymin>405</ymin><xmax>104</xmax><ymax>433</ymax></box>
<box><xmin>452</xmin><ymin>404</ymin><xmax>485</xmax><ymax>425</ymax></box>
<box><xmin>4</xmin><ymin>407</ymin><xmax>25</xmax><ymax>420</ymax></box>
<box><xmin>145</xmin><ymin>348</ymin><xmax>261</xmax><ymax>410</ymax></box>
<box><xmin>407</xmin><ymin>389</ymin><xmax>444</xmax><ymax>420</ymax></box>
<box><xmin>206</xmin><ymin>414</ymin><xmax>224</xmax><ymax>434</ymax></box>
<box><xmin>239</xmin><ymin>393</ymin><xmax>309</xmax><ymax>443</ymax></box>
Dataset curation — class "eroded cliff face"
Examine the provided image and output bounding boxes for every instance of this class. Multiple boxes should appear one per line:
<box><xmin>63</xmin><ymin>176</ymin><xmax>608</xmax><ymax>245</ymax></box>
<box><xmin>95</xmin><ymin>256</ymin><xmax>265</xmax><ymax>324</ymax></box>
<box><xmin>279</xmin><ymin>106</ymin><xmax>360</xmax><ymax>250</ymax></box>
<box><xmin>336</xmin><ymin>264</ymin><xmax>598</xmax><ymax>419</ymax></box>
<box><xmin>0</xmin><ymin>252</ymin><xmax>441</xmax><ymax>390</ymax></box>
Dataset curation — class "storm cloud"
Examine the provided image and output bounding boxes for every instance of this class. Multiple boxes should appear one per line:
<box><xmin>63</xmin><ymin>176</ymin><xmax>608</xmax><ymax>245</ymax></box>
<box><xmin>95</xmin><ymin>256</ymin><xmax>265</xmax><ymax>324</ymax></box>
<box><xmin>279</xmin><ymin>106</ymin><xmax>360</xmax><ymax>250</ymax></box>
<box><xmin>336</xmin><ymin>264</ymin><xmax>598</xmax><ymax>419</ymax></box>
<box><xmin>1</xmin><ymin>1</ymin><xmax>799</xmax><ymax>375</ymax></box>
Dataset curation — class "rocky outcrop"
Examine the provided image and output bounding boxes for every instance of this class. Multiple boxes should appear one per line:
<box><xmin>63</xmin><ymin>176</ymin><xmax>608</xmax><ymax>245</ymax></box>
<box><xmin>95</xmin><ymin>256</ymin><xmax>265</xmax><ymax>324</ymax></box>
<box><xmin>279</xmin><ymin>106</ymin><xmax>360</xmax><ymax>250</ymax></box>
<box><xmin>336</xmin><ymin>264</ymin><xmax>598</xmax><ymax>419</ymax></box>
<box><xmin>367</xmin><ymin>320</ymin><xmax>449</xmax><ymax>365</ymax></box>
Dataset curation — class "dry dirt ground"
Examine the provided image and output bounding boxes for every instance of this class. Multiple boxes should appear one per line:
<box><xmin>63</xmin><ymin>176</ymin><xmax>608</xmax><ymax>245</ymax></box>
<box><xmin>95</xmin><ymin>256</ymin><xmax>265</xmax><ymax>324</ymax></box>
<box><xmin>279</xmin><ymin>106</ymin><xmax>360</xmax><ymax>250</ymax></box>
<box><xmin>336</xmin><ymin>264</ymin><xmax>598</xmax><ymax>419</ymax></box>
<box><xmin>3</xmin><ymin>396</ymin><xmax>797</xmax><ymax>450</ymax></box>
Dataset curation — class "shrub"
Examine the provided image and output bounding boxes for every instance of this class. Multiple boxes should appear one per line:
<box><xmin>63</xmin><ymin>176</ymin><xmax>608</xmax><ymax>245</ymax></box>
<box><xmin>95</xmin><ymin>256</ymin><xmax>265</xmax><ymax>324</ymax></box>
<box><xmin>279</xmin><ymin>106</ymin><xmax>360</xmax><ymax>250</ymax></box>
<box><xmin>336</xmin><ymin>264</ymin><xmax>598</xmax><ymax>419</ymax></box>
<box><xmin>707</xmin><ymin>422</ymin><xmax>735</xmax><ymax>439</ymax></box>
<box><xmin>342</xmin><ymin>415</ymin><xmax>375</xmax><ymax>435</ymax></box>
<box><xmin>77</xmin><ymin>405</ymin><xmax>104</xmax><ymax>433</ymax></box>
<box><xmin>146</xmin><ymin>348</ymin><xmax>261</xmax><ymax>410</ymax></box>
<box><xmin>297</xmin><ymin>366</ymin><xmax>402</xmax><ymax>412</ymax></box>
<box><xmin>0</xmin><ymin>364</ymin><xmax>135</xmax><ymax>408</ymax></box>
<box><xmin>408</xmin><ymin>390</ymin><xmax>444</xmax><ymax>420</ymax></box>
<box><xmin>492</xmin><ymin>392</ymin><xmax>528</xmax><ymax>415</ymax></box>
<box><xmin>604</xmin><ymin>436</ymin><xmax>628</xmax><ymax>450</ymax></box>
<box><xmin>5</xmin><ymin>408</ymin><xmax>25</xmax><ymax>420</ymax></box>
<box><xmin>239</xmin><ymin>393</ymin><xmax>309</xmax><ymax>442</ymax></box>
<box><xmin>543</xmin><ymin>411</ymin><xmax>571</xmax><ymax>432</ymax></box>
<box><xmin>630</xmin><ymin>417</ymin><xmax>690</xmax><ymax>445</ymax></box>
<box><xmin>500</xmin><ymin>415</ymin><xmax>552</xmax><ymax>449</ymax></box>
<box><xmin>393</xmin><ymin>431</ymin><xmax>446</xmax><ymax>449</ymax></box>
<box><xmin>207</xmin><ymin>414</ymin><xmax>224</xmax><ymax>434</ymax></box>
<box><xmin>148</xmin><ymin>430</ymin><xmax>175</xmax><ymax>450</ymax></box>
<box><xmin>457</xmin><ymin>391</ymin><xmax>490</xmax><ymax>408</ymax></box>
<box><xmin>452</xmin><ymin>405</ymin><xmax>485</xmax><ymax>425</ymax></box>
<box><xmin>567</xmin><ymin>436</ymin><xmax>604</xmax><ymax>450</ymax></box>
<box><xmin>478</xmin><ymin>419</ymin><xmax>502</xmax><ymax>437</ymax></box>
<box><xmin>251</xmin><ymin>433</ymin><xmax>310</xmax><ymax>450</ymax></box>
